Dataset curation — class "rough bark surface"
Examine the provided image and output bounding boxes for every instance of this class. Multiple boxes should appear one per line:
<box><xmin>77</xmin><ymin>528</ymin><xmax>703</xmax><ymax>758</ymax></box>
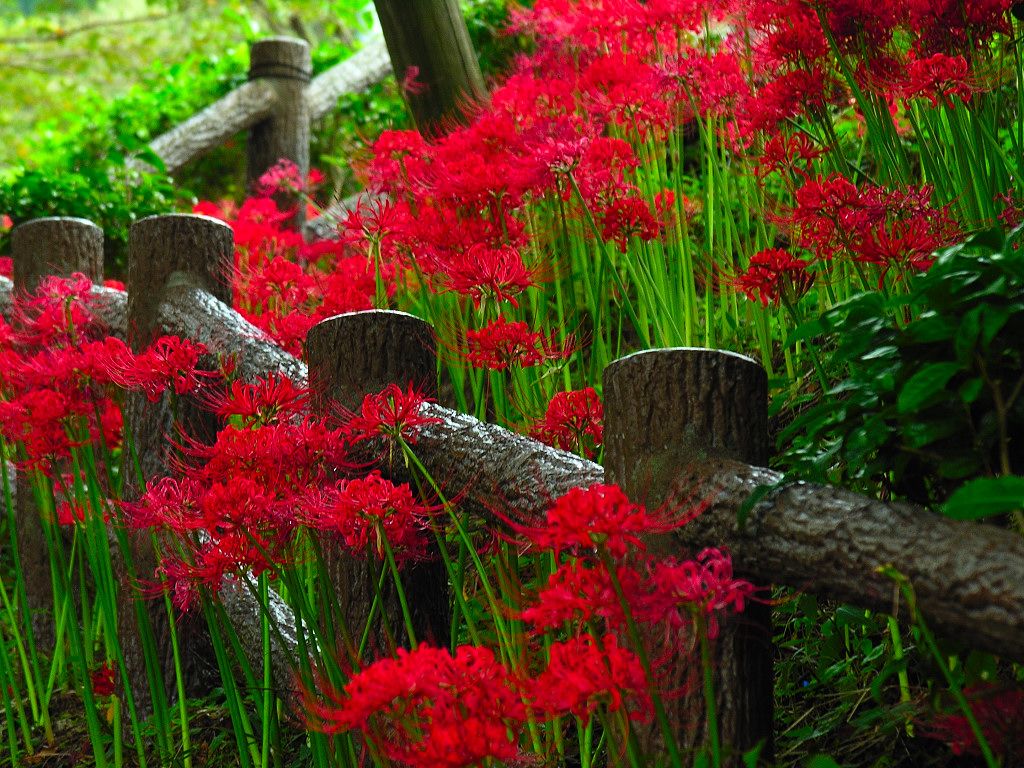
<box><xmin>670</xmin><ymin>460</ymin><xmax>1024</xmax><ymax>664</ymax></box>
<box><xmin>157</xmin><ymin>281</ymin><xmax>307</xmax><ymax>384</ymax></box>
<box><xmin>148</xmin><ymin>80</ymin><xmax>278</xmax><ymax>175</ymax></box>
<box><xmin>9</xmin><ymin>217</ymin><xmax>106</xmax><ymax>649</ymax></box>
<box><xmin>11</xmin><ymin>217</ymin><xmax>104</xmax><ymax>293</ymax></box>
<box><xmin>604</xmin><ymin>349</ymin><xmax>774</xmax><ymax>764</ymax></box>
<box><xmin>306</xmin><ymin>311</ymin><xmax>451</xmax><ymax>651</ymax></box>
<box><xmin>122</xmin><ymin>214</ymin><xmax>234</xmax><ymax>714</ymax></box>
<box><xmin>247</xmin><ymin>36</ymin><xmax>311</xmax><ymax>222</ymax></box>
<box><xmin>307</xmin><ymin>36</ymin><xmax>392</xmax><ymax>121</ymax></box>
<box><xmin>373</xmin><ymin>0</ymin><xmax>487</xmax><ymax>135</ymax></box>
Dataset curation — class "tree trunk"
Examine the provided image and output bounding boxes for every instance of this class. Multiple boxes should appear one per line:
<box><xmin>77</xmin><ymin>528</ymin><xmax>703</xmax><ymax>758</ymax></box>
<box><xmin>373</xmin><ymin>0</ymin><xmax>487</xmax><ymax>135</ymax></box>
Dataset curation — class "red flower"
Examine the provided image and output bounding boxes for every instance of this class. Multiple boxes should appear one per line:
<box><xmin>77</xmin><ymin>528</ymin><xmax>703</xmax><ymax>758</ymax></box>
<box><xmin>530</xmin><ymin>387</ymin><xmax>603</xmax><ymax>458</ymax></box>
<box><xmin>463</xmin><ymin>317</ymin><xmax>574</xmax><ymax>371</ymax></box>
<box><xmin>523</xmin><ymin>483</ymin><xmax>659</xmax><ymax>559</ymax></box>
<box><xmin>520</xmin><ymin>558</ymin><xmax>645</xmax><ymax>631</ymax></box>
<box><xmin>341</xmin><ymin>382</ymin><xmax>442</xmax><ymax>449</ymax></box>
<box><xmin>734</xmin><ymin>248</ymin><xmax>815</xmax><ymax>307</ymax></box>
<box><xmin>926</xmin><ymin>684</ymin><xmax>1024</xmax><ymax>759</ymax></box>
<box><xmin>210</xmin><ymin>373</ymin><xmax>309</xmax><ymax>427</ymax></box>
<box><xmin>527</xmin><ymin>634</ymin><xmax>651</xmax><ymax>723</ymax></box>
<box><xmin>109</xmin><ymin>336</ymin><xmax>219</xmax><ymax>402</ymax></box>
<box><xmin>306</xmin><ymin>645</ymin><xmax>527</xmax><ymax>768</ymax></box>
<box><xmin>435</xmin><ymin>243</ymin><xmax>538</xmax><ymax>308</ymax></box>
<box><xmin>902</xmin><ymin>53</ymin><xmax>977</xmax><ymax>107</ymax></box>
<box><xmin>644</xmin><ymin>548</ymin><xmax>756</xmax><ymax>638</ymax></box>
<box><xmin>90</xmin><ymin>662</ymin><xmax>116</xmax><ymax>698</ymax></box>
<box><xmin>301</xmin><ymin>471</ymin><xmax>430</xmax><ymax>559</ymax></box>
<box><xmin>254</xmin><ymin>158</ymin><xmax>318</xmax><ymax>198</ymax></box>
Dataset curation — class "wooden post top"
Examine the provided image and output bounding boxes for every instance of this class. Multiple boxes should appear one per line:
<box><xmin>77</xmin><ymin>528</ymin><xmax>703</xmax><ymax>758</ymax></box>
<box><xmin>11</xmin><ymin>216</ymin><xmax>104</xmax><ymax>292</ymax></box>
<box><xmin>249</xmin><ymin>37</ymin><xmax>312</xmax><ymax>82</ymax></box>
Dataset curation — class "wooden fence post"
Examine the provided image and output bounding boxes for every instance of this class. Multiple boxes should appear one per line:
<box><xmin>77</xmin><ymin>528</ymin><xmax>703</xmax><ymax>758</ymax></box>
<box><xmin>603</xmin><ymin>349</ymin><xmax>774</xmax><ymax>765</ymax></box>
<box><xmin>12</xmin><ymin>216</ymin><xmax>104</xmax><ymax>293</ymax></box>
<box><xmin>10</xmin><ymin>217</ymin><xmax>105</xmax><ymax>648</ymax></box>
<box><xmin>122</xmin><ymin>213</ymin><xmax>233</xmax><ymax>711</ymax></box>
<box><xmin>373</xmin><ymin>0</ymin><xmax>487</xmax><ymax>135</ymax></box>
<box><xmin>305</xmin><ymin>309</ymin><xmax>451</xmax><ymax>651</ymax></box>
<box><xmin>247</xmin><ymin>36</ymin><xmax>311</xmax><ymax>221</ymax></box>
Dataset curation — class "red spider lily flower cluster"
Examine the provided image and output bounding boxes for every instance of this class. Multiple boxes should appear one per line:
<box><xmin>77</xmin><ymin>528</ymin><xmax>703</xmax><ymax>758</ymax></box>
<box><xmin>90</xmin><ymin>662</ymin><xmax>117</xmax><ymax>698</ymax></box>
<box><xmin>517</xmin><ymin>483</ymin><xmax>755</xmax><ymax>660</ymax></box>
<box><xmin>778</xmin><ymin>174</ymin><xmax>962</xmax><ymax>284</ymax></box>
<box><xmin>307</xmin><ymin>645</ymin><xmax>527</xmax><ymax>768</ymax></box>
<box><xmin>124</xmin><ymin>378</ymin><xmax>446</xmax><ymax>610</ymax></box>
<box><xmin>195</xmin><ymin>162</ymin><xmax>391</xmax><ymax>357</ymax></box>
<box><xmin>123</xmin><ymin>378</ymin><xmax>353</xmax><ymax>609</ymax></box>
<box><xmin>530</xmin><ymin>386</ymin><xmax>603</xmax><ymax>458</ymax></box>
<box><xmin>0</xmin><ymin>276</ymin><xmax>215</xmax><ymax>482</ymax></box>
<box><xmin>341</xmin><ymin>382</ymin><xmax>442</xmax><ymax>448</ymax></box>
<box><xmin>463</xmin><ymin>317</ymin><xmax>574</xmax><ymax>371</ymax></box>
<box><xmin>299</xmin><ymin>471</ymin><xmax>431</xmax><ymax>560</ymax></box>
<box><xmin>734</xmin><ymin>248</ymin><xmax>815</xmax><ymax>307</ymax></box>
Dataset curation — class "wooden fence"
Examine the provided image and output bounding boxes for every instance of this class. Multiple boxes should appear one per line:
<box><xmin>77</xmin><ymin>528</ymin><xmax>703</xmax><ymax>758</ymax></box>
<box><xmin>130</xmin><ymin>33</ymin><xmax>392</xmax><ymax>236</ymax></box>
<box><xmin>6</xmin><ymin>214</ymin><xmax>1024</xmax><ymax>763</ymax></box>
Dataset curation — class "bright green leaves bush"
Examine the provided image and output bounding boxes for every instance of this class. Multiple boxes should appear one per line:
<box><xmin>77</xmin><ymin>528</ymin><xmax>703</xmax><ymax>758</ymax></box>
<box><xmin>779</xmin><ymin>227</ymin><xmax>1024</xmax><ymax>517</ymax></box>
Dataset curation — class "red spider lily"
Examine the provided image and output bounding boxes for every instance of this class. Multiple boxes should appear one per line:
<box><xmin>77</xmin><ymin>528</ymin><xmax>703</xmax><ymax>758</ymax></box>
<box><xmin>207</xmin><ymin>373</ymin><xmax>309</xmax><ymax>427</ymax></box>
<box><xmin>254</xmin><ymin>158</ymin><xmax>323</xmax><ymax>198</ymax></box>
<box><xmin>902</xmin><ymin>53</ymin><xmax>978</xmax><ymax>108</ymax></box>
<box><xmin>305</xmin><ymin>644</ymin><xmax>527</xmax><ymax>768</ymax></box>
<box><xmin>925</xmin><ymin>684</ymin><xmax>1024</xmax><ymax>760</ymax></box>
<box><xmin>463</xmin><ymin>317</ymin><xmax>574</xmax><ymax>371</ymax></box>
<box><xmin>530</xmin><ymin>387</ymin><xmax>603</xmax><ymax>459</ymax></box>
<box><xmin>55</xmin><ymin>499</ymin><xmax>111</xmax><ymax>527</ymax></box>
<box><xmin>340</xmin><ymin>383</ymin><xmax>442</xmax><ymax>448</ymax></box>
<box><xmin>734</xmin><ymin>248</ymin><xmax>815</xmax><ymax>307</ymax></box>
<box><xmin>527</xmin><ymin>634</ymin><xmax>651</xmax><ymax>724</ymax></box>
<box><xmin>0</xmin><ymin>256</ymin><xmax>11</xmax><ymax>278</ymax></box>
<box><xmin>108</xmin><ymin>336</ymin><xmax>219</xmax><ymax>402</ymax></box>
<box><xmin>757</xmin><ymin>133</ymin><xmax>826</xmax><ymax>179</ymax></box>
<box><xmin>175</xmin><ymin>418</ymin><xmax>349</xmax><ymax>492</ymax></box>
<box><xmin>90</xmin><ymin>662</ymin><xmax>116</xmax><ymax>698</ymax></box>
<box><xmin>15</xmin><ymin>273</ymin><xmax>102</xmax><ymax>346</ymax></box>
<box><xmin>519</xmin><ymin>558</ymin><xmax>646</xmax><ymax>631</ymax></box>
<box><xmin>643</xmin><ymin>548</ymin><xmax>756</xmax><ymax>638</ymax></box>
<box><xmin>434</xmin><ymin>243</ymin><xmax>539</xmax><ymax>308</ymax></box>
<box><xmin>522</xmin><ymin>483</ymin><xmax>660</xmax><ymax>559</ymax></box>
<box><xmin>787</xmin><ymin>175</ymin><xmax>961</xmax><ymax>273</ymax></box>
<box><xmin>300</xmin><ymin>471</ymin><xmax>431</xmax><ymax>559</ymax></box>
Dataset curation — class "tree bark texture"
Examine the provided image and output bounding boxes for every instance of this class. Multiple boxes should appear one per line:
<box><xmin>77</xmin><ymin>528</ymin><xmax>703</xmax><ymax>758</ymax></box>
<box><xmin>604</xmin><ymin>349</ymin><xmax>774</xmax><ymax>765</ymax></box>
<box><xmin>11</xmin><ymin>217</ymin><xmax>104</xmax><ymax>293</ymax></box>
<box><xmin>147</xmin><ymin>80</ymin><xmax>278</xmax><ymax>175</ymax></box>
<box><xmin>306</xmin><ymin>311</ymin><xmax>451</xmax><ymax>653</ymax></box>
<box><xmin>247</xmin><ymin>36</ymin><xmax>311</xmax><ymax>224</ymax></box>
<box><xmin>373</xmin><ymin>0</ymin><xmax>487</xmax><ymax>135</ymax></box>
<box><xmin>9</xmin><ymin>217</ymin><xmax>105</xmax><ymax>650</ymax></box>
<box><xmin>306</xmin><ymin>36</ymin><xmax>392</xmax><ymax>121</ymax></box>
<box><xmin>670</xmin><ymin>459</ymin><xmax>1024</xmax><ymax>664</ymax></box>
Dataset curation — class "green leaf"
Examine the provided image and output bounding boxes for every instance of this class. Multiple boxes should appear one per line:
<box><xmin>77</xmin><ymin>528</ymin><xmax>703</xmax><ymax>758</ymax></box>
<box><xmin>897</xmin><ymin>362</ymin><xmax>960</xmax><ymax>414</ymax></box>
<box><xmin>942</xmin><ymin>476</ymin><xmax>1024</xmax><ymax>520</ymax></box>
